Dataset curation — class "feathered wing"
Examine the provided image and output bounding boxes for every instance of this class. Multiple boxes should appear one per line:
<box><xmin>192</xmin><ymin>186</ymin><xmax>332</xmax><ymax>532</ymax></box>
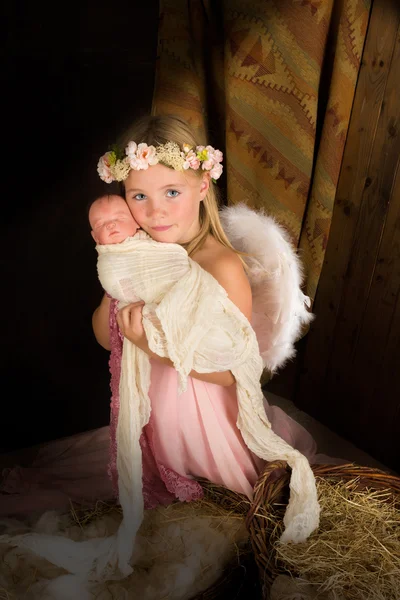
<box><xmin>219</xmin><ymin>203</ymin><xmax>314</xmax><ymax>374</ymax></box>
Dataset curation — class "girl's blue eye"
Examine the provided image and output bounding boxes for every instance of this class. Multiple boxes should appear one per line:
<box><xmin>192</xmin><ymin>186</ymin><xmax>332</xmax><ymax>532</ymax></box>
<box><xmin>167</xmin><ymin>190</ymin><xmax>180</xmax><ymax>198</ymax></box>
<box><xmin>134</xmin><ymin>193</ymin><xmax>146</xmax><ymax>201</ymax></box>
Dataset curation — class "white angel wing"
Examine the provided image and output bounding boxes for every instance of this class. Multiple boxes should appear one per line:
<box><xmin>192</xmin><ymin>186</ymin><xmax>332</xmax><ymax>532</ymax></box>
<box><xmin>219</xmin><ymin>203</ymin><xmax>314</xmax><ymax>374</ymax></box>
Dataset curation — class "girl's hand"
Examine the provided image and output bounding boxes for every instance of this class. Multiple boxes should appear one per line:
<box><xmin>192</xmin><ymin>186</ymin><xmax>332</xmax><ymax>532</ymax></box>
<box><xmin>116</xmin><ymin>301</ymin><xmax>150</xmax><ymax>353</ymax></box>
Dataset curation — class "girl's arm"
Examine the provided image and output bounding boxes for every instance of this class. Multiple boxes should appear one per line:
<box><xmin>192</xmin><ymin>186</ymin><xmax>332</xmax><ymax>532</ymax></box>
<box><xmin>92</xmin><ymin>293</ymin><xmax>111</xmax><ymax>350</ymax></box>
<box><xmin>151</xmin><ymin>354</ymin><xmax>236</xmax><ymax>386</ymax></box>
<box><xmin>118</xmin><ymin>308</ymin><xmax>236</xmax><ymax>386</ymax></box>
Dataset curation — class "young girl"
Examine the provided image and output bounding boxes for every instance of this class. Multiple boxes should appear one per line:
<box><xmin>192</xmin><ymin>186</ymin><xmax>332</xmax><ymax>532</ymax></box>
<box><xmin>93</xmin><ymin>114</ymin><xmax>318</xmax><ymax>506</ymax></box>
<box><xmin>0</xmin><ymin>114</ymin><xmax>322</xmax><ymax>595</ymax></box>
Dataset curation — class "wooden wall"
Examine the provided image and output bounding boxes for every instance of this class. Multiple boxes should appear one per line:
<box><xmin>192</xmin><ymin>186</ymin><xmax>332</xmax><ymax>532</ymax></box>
<box><xmin>293</xmin><ymin>0</ymin><xmax>400</xmax><ymax>473</ymax></box>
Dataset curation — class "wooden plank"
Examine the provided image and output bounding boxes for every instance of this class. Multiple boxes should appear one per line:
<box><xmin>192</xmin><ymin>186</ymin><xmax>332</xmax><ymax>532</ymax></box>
<box><xmin>355</xmin><ymin>143</ymin><xmax>400</xmax><ymax>427</ymax></box>
<box><xmin>363</xmin><ymin>167</ymin><xmax>400</xmax><ymax>469</ymax></box>
<box><xmin>364</xmin><ymin>291</ymin><xmax>400</xmax><ymax>470</ymax></box>
<box><xmin>323</xmin><ymin>20</ymin><xmax>400</xmax><ymax>425</ymax></box>
<box><xmin>296</xmin><ymin>0</ymin><xmax>400</xmax><ymax>420</ymax></box>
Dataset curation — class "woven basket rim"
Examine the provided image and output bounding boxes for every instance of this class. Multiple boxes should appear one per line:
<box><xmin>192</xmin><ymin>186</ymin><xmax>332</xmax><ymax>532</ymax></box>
<box><xmin>246</xmin><ymin>461</ymin><xmax>400</xmax><ymax>589</ymax></box>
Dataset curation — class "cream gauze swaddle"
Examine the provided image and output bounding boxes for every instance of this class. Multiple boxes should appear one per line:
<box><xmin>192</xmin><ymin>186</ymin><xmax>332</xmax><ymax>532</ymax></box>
<box><xmin>0</xmin><ymin>204</ymin><xmax>319</xmax><ymax>597</ymax></box>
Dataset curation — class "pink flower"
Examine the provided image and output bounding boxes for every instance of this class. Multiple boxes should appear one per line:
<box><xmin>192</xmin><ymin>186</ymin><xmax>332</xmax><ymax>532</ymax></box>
<box><xmin>97</xmin><ymin>152</ymin><xmax>114</xmax><ymax>183</ymax></box>
<box><xmin>205</xmin><ymin>146</ymin><xmax>223</xmax><ymax>164</ymax></box>
<box><xmin>128</xmin><ymin>156</ymin><xmax>142</xmax><ymax>170</ymax></box>
<box><xmin>137</xmin><ymin>143</ymin><xmax>158</xmax><ymax>167</ymax></box>
<box><xmin>202</xmin><ymin>159</ymin><xmax>214</xmax><ymax>170</ymax></box>
<box><xmin>198</xmin><ymin>145</ymin><xmax>224</xmax><ymax>171</ymax></box>
<box><xmin>213</xmin><ymin>149</ymin><xmax>223</xmax><ymax>163</ymax></box>
<box><xmin>182</xmin><ymin>149</ymin><xmax>201</xmax><ymax>170</ymax></box>
<box><xmin>209</xmin><ymin>162</ymin><xmax>223</xmax><ymax>180</ymax></box>
<box><xmin>126</xmin><ymin>142</ymin><xmax>158</xmax><ymax>170</ymax></box>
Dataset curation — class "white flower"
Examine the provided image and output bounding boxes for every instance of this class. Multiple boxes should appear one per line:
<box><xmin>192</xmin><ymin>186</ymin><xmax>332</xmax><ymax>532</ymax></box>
<box><xmin>125</xmin><ymin>141</ymin><xmax>138</xmax><ymax>158</ymax></box>
<box><xmin>111</xmin><ymin>157</ymin><xmax>131</xmax><ymax>182</ymax></box>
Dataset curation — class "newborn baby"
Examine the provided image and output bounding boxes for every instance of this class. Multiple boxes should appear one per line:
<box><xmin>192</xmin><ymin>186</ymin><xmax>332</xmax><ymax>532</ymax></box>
<box><xmin>89</xmin><ymin>193</ymin><xmax>144</xmax><ymax>245</ymax></box>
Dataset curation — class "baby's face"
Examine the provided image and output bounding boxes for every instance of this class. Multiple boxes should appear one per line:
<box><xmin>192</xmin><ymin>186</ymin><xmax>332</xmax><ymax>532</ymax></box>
<box><xmin>89</xmin><ymin>195</ymin><xmax>139</xmax><ymax>245</ymax></box>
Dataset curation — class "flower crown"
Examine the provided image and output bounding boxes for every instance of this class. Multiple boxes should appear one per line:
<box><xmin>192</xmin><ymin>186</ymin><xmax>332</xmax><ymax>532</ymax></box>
<box><xmin>97</xmin><ymin>141</ymin><xmax>223</xmax><ymax>184</ymax></box>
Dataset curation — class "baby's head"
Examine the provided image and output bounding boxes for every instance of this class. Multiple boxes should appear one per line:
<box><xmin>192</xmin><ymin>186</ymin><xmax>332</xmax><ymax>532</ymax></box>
<box><xmin>89</xmin><ymin>194</ymin><xmax>139</xmax><ymax>245</ymax></box>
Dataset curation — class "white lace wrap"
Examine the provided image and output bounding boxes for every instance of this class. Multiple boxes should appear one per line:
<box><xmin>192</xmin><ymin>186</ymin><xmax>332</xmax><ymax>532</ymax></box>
<box><xmin>0</xmin><ymin>205</ymin><xmax>319</xmax><ymax>597</ymax></box>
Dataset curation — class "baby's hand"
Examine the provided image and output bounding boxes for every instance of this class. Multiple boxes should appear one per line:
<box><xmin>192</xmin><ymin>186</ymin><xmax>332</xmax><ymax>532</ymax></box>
<box><xmin>116</xmin><ymin>301</ymin><xmax>149</xmax><ymax>353</ymax></box>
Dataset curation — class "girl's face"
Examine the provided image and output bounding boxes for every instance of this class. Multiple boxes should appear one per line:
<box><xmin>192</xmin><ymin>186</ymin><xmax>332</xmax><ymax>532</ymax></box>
<box><xmin>124</xmin><ymin>163</ymin><xmax>209</xmax><ymax>244</ymax></box>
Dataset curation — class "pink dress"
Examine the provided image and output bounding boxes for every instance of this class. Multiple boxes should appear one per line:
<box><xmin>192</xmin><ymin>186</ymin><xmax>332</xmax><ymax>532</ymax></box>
<box><xmin>0</xmin><ymin>300</ymin><xmax>319</xmax><ymax>518</ymax></box>
<box><xmin>108</xmin><ymin>299</ymin><xmax>318</xmax><ymax>508</ymax></box>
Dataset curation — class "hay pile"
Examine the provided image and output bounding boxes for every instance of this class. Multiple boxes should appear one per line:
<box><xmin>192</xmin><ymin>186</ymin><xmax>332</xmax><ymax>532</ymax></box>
<box><xmin>270</xmin><ymin>477</ymin><xmax>400</xmax><ymax>600</ymax></box>
<box><xmin>0</xmin><ymin>492</ymin><xmax>251</xmax><ymax>600</ymax></box>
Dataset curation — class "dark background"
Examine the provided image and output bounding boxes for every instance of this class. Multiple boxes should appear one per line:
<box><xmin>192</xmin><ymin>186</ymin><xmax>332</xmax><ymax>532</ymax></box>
<box><xmin>3</xmin><ymin>2</ymin><xmax>160</xmax><ymax>451</ymax></box>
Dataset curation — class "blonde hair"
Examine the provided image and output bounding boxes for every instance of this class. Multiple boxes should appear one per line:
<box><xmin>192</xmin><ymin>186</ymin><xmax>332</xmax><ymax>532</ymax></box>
<box><xmin>118</xmin><ymin>114</ymin><xmax>246</xmax><ymax>261</ymax></box>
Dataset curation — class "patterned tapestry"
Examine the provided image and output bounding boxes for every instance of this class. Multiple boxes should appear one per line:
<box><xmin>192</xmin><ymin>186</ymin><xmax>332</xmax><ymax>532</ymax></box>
<box><xmin>151</xmin><ymin>0</ymin><xmax>371</xmax><ymax>301</ymax></box>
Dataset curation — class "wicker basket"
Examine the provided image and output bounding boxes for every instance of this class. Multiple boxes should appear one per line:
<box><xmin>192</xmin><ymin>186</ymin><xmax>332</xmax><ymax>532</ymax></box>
<box><xmin>189</xmin><ymin>462</ymin><xmax>400</xmax><ymax>599</ymax></box>
<box><xmin>245</xmin><ymin>461</ymin><xmax>400</xmax><ymax>597</ymax></box>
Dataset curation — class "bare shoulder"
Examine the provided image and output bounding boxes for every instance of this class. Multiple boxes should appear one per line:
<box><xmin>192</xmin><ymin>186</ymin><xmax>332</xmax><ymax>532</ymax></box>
<box><xmin>193</xmin><ymin>235</ymin><xmax>239</xmax><ymax>271</ymax></box>
<box><xmin>193</xmin><ymin>236</ymin><xmax>252</xmax><ymax>321</ymax></box>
